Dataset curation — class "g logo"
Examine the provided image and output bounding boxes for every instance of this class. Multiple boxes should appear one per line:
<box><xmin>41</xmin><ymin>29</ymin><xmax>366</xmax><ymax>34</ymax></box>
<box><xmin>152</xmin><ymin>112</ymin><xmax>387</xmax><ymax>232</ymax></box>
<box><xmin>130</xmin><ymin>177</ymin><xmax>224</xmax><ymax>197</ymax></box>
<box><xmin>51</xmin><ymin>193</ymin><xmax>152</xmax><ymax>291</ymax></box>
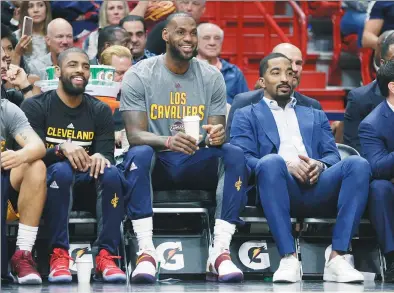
<box><xmin>156</xmin><ymin>241</ymin><xmax>184</xmax><ymax>271</ymax></box>
<box><xmin>68</xmin><ymin>244</ymin><xmax>93</xmax><ymax>272</ymax></box>
<box><xmin>238</xmin><ymin>241</ymin><xmax>270</xmax><ymax>270</ymax></box>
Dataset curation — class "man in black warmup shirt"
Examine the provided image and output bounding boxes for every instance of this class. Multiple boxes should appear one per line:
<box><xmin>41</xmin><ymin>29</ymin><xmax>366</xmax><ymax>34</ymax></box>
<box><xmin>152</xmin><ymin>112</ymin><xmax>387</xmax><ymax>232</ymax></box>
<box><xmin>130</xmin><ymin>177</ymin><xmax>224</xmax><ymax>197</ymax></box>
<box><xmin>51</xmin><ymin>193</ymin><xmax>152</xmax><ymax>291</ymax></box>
<box><xmin>21</xmin><ymin>48</ymin><xmax>126</xmax><ymax>284</ymax></box>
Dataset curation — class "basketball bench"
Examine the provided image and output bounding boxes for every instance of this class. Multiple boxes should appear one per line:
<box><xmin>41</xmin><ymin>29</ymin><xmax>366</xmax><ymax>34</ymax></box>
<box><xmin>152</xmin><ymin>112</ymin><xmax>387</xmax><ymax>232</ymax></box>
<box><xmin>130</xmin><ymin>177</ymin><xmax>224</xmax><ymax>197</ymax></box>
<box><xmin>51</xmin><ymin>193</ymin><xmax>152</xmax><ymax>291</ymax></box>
<box><xmin>6</xmin><ymin>144</ymin><xmax>383</xmax><ymax>281</ymax></box>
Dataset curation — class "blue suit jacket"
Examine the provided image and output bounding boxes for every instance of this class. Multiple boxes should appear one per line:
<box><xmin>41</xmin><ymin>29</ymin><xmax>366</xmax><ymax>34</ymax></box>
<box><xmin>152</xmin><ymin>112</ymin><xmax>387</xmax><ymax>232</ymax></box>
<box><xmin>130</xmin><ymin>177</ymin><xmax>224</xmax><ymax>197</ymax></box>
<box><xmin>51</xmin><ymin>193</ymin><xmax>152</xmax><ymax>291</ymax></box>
<box><xmin>230</xmin><ymin>100</ymin><xmax>340</xmax><ymax>173</ymax></box>
<box><xmin>344</xmin><ymin>80</ymin><xmax>384</xmax><ymax>153</ymax></box>
<box><xmin>359</xmin><ymin>101</ymin><xmax>394</xmax><ymax>180</ymax></box>
<box><xmin>226</xmin><ymin>89</ymin><xmax>322</xmax><ymax>140</ymax></box>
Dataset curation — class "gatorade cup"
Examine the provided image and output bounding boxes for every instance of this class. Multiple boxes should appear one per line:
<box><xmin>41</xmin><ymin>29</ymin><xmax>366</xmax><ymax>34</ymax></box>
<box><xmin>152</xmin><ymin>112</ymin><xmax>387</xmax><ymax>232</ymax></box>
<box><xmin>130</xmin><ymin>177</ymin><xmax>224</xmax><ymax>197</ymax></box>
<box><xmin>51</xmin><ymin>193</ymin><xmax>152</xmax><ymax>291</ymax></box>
<box><xmin>46</xmin><ymin>66</ymin><xmax>57</xmax><ymax>80</ymax></box>
<box><xmin>76</xmin><ymin>257</ymin><xmax>92</xmax><ymax>284</ymax></box>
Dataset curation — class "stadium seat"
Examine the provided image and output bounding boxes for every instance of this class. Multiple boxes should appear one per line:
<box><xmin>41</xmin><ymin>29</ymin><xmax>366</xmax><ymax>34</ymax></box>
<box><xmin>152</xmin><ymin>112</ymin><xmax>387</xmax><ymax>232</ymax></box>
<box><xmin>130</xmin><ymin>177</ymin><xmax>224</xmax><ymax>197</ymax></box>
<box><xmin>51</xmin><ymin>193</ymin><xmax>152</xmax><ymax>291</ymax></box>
<box><xmin>336</xmin><ymin>143</ymin><xmax>360</xmax><ymax>159</ymax></box>
<box><xmin>240</xmin><ymin>205</ymin><xmax>297</xmax><ymax>224</ymax></box>
<box><xmin>360</xmin><ymin>48</ymin><xmax>375</xmax><ymax>85</ymax></box>
<box><xmin>225</xmin><ymin>90</ymin><xmax>262</xmax><ymax>141</ymax></box>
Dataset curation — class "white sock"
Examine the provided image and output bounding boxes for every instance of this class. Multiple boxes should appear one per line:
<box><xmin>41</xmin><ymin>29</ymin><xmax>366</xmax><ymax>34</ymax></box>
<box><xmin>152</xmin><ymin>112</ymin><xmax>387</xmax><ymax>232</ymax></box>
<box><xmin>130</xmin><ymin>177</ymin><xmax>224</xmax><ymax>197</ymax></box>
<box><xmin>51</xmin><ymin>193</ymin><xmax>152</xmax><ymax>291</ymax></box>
<box><xmin>132</xmin><ymin>217</ymin><xmax>155</xmax><ymax>254</ymax></box>
<box><xmin>213</xmin><ymin>219</ymin><xmax>236</xmax><ymax>252</ymax></box>
<box><xmin>16</xmin><ymin>223</ymin><xmax>38</xmax><ymax>252</ymax></box>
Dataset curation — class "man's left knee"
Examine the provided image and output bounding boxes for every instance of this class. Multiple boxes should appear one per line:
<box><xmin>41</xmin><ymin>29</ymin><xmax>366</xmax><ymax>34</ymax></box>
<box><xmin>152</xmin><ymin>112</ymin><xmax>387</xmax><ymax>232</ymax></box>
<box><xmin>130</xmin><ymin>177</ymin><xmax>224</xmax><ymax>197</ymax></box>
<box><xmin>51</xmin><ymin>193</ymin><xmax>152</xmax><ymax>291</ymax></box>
<box><xmin>99</xmin><ymin>166</ymin><xmax>121</xmax><ymax>185</ymax></box>
<box><xmin>220</xmin><ymin>143</ymin><xmax>245</xmax><ymax>166</ymax></box>
<box><xmin>342</xmin><ymin>156</ymin><xmax>371</xmax><ymax>174</ymax></box>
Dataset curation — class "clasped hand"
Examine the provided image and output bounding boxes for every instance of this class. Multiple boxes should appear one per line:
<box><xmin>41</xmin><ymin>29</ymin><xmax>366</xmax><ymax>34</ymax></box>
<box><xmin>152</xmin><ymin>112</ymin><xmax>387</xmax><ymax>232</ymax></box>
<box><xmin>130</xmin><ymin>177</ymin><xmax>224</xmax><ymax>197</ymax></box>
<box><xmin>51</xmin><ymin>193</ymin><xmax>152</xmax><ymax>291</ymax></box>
<box><xmin>287</xmin><ymin>155</ymin><xmax>324</xmax><ymax>185</ymax></box>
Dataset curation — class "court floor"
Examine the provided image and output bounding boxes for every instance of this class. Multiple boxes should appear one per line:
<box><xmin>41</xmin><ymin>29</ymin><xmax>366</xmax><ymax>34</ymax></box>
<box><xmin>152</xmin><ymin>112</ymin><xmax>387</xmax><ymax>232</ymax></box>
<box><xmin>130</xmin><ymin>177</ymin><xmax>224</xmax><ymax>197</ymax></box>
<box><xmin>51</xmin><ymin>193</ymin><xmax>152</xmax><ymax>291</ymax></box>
<box><xmin>2</xmin><ymin>281</ymin><xmax>394</xmax><ymax>293</ymax></box>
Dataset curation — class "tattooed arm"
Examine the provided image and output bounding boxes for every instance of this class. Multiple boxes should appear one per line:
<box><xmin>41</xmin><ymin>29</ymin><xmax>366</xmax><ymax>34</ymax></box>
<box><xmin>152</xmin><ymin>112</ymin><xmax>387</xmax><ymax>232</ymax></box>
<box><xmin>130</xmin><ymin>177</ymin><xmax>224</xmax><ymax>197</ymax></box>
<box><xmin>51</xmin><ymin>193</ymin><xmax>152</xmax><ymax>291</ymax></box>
<box><xmin>122</xmin><ymin>110</ymin><xmax>168</xmax><ymax>149</ymax></box>
<box><xmin>13</xmin><ymin>128</ymin><xmax>46</xmax><ymax>161</ymax></box>
<box><xmin>208</xmin><ymin>115</ymin><xmax>226</xmax><ymax>129</ymax></box>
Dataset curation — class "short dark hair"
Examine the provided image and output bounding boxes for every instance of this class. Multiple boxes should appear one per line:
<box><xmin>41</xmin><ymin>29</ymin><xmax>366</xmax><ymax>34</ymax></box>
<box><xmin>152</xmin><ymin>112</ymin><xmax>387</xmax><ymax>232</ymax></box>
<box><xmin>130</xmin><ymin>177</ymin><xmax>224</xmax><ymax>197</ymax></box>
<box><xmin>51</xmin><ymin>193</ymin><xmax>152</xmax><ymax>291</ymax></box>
<box><xmin>120</xmin><ymin>15</ymin><xmax>146</xmax><ymax>31</ymax></box>
<box><xmin>381</xmin><ymin>32</ymin><xmax>394</xmax><ymax>61</ymax></box>
<box><xmin>97</xmin><ymin>25</ymin><xmax>127</xmax><ymax>57</ymax></box>
<box><xmin>259</xmin><ymin>53</ymin><xmax>291</xmax><ymax>77</ymax></box>
<box><xmin>1</xmin><ymin>24</ymin><xmax>17</xmax><ymax>48</ymax></box>
<box><xmin>58</xmin><ymin>47</ymin><xmax>89</xmax><ymax>68</ymax></box>
<box><xmin>165</xmin><ymin>12</ymin><xmax>195</xmax><ymax>28</ymax></box>
<box><xmin>377</xmin><ymin>60</ymin><xmax>394</xmax><ymax>97</ymax></box>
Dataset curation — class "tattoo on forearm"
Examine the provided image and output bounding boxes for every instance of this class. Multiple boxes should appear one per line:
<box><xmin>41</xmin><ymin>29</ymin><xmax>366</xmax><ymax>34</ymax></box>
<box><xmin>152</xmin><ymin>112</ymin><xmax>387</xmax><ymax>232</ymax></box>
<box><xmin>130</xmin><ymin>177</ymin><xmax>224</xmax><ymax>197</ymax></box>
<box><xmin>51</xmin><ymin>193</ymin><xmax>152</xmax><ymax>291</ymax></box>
<box><xmin>19</xmin><ymin>132</ymin><xmax>28</xmax><ymax>141</ymax></box>
<box><xmin>208</xmin><ymin>115</ymin><xmax>226</xmax><ymax>127</ymax></box>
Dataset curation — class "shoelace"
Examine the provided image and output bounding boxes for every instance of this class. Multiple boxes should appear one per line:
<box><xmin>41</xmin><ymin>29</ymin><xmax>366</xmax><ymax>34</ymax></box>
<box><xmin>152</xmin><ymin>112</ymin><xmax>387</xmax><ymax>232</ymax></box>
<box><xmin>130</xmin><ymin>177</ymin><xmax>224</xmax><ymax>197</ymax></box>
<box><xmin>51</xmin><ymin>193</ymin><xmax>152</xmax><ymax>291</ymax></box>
<box><xmin>14</xmin><ymin>252</ymin><xmax>37</xmax><ymax>272</ymax></box>
<box><xmin>97</xmin><ymin>254</ymin><xmax>121</xmax><ymax>271</ymax></box>
<box><xmin>332</xmin><ymin>256</ymin><xmax>356</xmax><ymax>273</ymax></box>
<box><xmin>279</xmin><ymin>257</ymin><xmax>297</xmax><ymax>271</ymax></box>
<box><xmin>51</xmin><ymin>251</ymin><xmax>73</xmax><ymax>270</ymax></box>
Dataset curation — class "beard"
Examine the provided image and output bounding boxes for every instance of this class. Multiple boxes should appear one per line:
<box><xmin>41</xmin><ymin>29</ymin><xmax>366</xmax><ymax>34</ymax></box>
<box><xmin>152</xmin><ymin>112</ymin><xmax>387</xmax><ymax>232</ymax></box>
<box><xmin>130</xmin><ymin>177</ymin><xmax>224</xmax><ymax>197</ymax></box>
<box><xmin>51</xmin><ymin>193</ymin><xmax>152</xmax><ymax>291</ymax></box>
<box><xmin>273</xmin><ymin>92</ymin><xmax>292</xmax><ymax>102</ymax></box>
<box><xmin>168</xmin><ymin>39</ymin><xmax>195</xmax><ymax>61</ymax></box>
<box><xmin>272</xmin><ymin>84</ymin><xmax>292</xmax><ymax>102</ymax></box>
<box><xmin>60</xmin><ymin>75</ymin><xmax>88</xmax><ymax>96</ymax></box>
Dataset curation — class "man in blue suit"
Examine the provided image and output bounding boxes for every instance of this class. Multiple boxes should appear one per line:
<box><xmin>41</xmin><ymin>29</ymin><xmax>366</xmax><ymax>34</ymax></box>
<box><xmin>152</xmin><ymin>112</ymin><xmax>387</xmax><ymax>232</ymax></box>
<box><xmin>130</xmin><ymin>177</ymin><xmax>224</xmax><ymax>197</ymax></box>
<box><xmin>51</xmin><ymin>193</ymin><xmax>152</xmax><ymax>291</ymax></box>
<box><xmin>344</xmin><ymin>30</ymin><xmax>394</xmax><ymax>152</ymax></box>
<box><xmin>231</xmin><ymin>53</ymin><xmax>371</xmax><ymax>283</ymax></box>
<box><xmin>359</xmin><ymin>60</ymin><xmax>394</xmax><ymax>282</ymax></box>
<box><xmin>226</xmin><ymin>43</ymin><xmax>322</xmax><ymax>140</ymax></box>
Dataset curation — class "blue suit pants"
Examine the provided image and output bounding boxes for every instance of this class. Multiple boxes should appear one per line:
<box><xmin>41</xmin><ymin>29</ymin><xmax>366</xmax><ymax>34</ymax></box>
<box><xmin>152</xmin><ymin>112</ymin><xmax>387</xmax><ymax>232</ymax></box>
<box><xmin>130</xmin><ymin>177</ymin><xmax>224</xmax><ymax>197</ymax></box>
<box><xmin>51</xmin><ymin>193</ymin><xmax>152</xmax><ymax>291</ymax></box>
<box><xmin>256</xmin><ymin>154</ymin><xmax>370</xmax><ymax>256</ymax></box>
<box><xmin>369</xmin><ymin>180</ymin><xmax>394</xmax><ymax>254</ymax></box>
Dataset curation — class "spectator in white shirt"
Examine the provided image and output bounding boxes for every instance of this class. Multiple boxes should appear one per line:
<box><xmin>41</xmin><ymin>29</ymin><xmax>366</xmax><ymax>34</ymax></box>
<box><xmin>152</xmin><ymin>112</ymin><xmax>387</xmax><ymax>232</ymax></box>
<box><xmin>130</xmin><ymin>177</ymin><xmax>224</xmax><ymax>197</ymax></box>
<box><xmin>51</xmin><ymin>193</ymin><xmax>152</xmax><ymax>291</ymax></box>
<box><xmin>27</xmin><ymin>18</ymin><xmax>73</xmax><ymax>80</ymax></box>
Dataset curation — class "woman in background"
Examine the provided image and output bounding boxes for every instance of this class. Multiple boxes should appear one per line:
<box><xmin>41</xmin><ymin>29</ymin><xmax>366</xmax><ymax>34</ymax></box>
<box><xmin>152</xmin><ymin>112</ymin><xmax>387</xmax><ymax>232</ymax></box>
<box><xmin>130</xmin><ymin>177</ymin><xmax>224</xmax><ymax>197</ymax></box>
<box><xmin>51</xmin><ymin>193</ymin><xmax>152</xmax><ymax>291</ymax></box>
<box><xmin>13</xmin><ymin>1</ymin><xmax>51</xmax><ymax>66</ymax></box>
<box><xmin>84</xmin><ymin>0</ymin><xmax>129</xmax><ymax>60</ymax></box>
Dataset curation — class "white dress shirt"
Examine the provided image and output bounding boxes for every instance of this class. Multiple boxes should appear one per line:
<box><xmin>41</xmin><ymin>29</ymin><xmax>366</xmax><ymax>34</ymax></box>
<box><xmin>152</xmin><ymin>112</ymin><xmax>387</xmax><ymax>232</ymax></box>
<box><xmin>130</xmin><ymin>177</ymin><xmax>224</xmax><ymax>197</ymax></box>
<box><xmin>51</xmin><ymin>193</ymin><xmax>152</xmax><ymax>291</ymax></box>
<box><xmin>263</xmin><ymin>97</ymin><xmax>308</xmax><ymax>163</ymax></box>
<box><xmin>387</xmin><ymin>99</ymin><xmax>394</xmax><ymax>112</ymax></box>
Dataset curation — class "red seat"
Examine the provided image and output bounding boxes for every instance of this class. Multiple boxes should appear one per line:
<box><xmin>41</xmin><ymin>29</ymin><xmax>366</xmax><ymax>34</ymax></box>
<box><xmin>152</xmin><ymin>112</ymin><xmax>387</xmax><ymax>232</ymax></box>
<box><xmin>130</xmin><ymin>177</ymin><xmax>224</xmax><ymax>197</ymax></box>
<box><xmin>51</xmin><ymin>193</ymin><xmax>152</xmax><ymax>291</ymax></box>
<box><xmin>359</xmin><ymin>48</ymin><xmax>375</xmax><ymax>85</ymax></box>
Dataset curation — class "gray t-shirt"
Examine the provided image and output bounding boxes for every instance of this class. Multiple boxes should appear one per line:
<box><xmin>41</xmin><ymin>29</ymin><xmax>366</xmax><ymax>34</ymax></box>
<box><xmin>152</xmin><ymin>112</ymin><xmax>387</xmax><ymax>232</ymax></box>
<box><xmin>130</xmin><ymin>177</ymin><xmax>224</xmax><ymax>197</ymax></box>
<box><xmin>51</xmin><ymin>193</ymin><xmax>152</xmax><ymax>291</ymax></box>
<box><xmin>0</xmin><ymin>99</ymin><xmax>32</xmax><ymax>151</ymax></box>
<box><xmin>120</xmin><ymin>55</ymin><xmax>227</xmax><ymax>136</ymax></box>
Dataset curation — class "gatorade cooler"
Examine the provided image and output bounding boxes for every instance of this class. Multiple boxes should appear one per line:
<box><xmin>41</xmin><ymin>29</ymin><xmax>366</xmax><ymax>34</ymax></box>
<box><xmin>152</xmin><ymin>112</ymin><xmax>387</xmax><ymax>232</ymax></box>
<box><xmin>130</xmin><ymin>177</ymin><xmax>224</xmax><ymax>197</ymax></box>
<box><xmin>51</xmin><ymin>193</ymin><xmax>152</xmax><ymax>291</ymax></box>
<box><xmin>85</xmin><ymin>82</ymin><xmax>120</xmax><ymax>114</ymax></box>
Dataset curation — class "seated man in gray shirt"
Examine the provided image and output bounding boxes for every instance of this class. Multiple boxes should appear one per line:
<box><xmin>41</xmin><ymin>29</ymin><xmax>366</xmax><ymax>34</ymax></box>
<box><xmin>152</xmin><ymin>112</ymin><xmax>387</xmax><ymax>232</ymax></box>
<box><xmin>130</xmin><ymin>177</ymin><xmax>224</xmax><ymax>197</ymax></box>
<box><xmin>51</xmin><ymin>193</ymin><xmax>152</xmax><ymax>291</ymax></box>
<box><xmin>119</xmin><ymin>13</ymin><xmax>248</xmax><ymax>284</ymax></box>
<box><xmin>1</xmin><ymin>98</ymin><xmax>46</xmax><ymax>284</ymax></box>
<box><xmin>27</xmin><ymin>18</ymin><xmax>73</xmax><ymax>80</ymax></box>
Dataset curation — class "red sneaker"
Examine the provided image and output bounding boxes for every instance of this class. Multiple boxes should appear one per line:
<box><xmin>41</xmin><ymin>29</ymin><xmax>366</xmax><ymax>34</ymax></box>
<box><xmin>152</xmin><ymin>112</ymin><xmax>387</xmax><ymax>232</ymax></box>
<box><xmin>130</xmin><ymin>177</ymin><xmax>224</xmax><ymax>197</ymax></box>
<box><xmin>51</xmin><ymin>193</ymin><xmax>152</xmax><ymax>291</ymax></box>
<box><xmin>49</xmin><ymin>248</ymin><xmax>73</xmax><ymax>283</ymax></box>
<box><xmin>10</xmin><ymin>250</ymin><xmax>42</xmax><ymax>284</ymax></box>
<box><xmin>131</xmin><ymin>252</ymin><xmax>157</xmax><ymax>284</ymax></box>
<box><xmin>95</xmin><ymin>249</ymin><xmax>126</xmax><ymax>283</ymax></box>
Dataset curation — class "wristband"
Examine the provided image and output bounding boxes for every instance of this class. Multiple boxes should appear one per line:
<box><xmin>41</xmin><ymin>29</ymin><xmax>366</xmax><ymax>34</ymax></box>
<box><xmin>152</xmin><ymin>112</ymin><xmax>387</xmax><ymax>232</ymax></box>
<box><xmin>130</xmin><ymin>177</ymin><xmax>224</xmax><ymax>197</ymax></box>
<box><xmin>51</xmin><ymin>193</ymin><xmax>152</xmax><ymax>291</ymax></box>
<box><xmin>165</xmin><ymin>136</ymin><xmax>172</xmax><ymax>149</ymax></box>
<box><xmin>55</xmin><ymin>143</ymin><xmax>65</xmax><ymax>158</ymax></box>
<box><xmin>20</xmin><ymin>84</ymin><xmax>33</xmax><ymax>94</ymax></box>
